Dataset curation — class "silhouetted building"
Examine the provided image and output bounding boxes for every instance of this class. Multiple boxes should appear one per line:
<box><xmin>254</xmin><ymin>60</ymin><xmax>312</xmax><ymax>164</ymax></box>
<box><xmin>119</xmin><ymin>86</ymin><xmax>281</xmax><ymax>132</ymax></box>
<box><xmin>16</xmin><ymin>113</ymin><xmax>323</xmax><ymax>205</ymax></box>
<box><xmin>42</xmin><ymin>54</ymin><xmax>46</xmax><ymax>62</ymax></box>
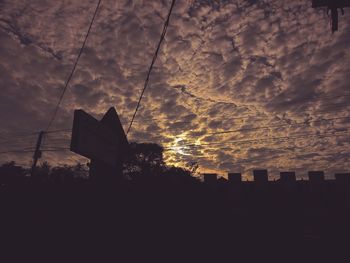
<box><xmin>335</xmin><ymin>173</ymin><xmax>350</xmax><ymax>180</ymax></box>
<box><xmin>217</xmin><ymin>177</ymin><xmax>228</xmax><ymax>188</ymax></box>
<box><xmin>228</xmin><ymin>173</ymin><xmax>242</xmax><ymax>184</ymax></box>
<box><xmin>335</xmin><ymin>173</ymin><xmax>350</xmax><ymax>184</ymax></box>
<box><xmin>203</xmin><ymin>173</ymin><xmax>217</xmax><ymax>184</ymax></box>
<box><xmin>308</xmin><ymin>171</ymin><xmax>325</xmax><ymax>183</ymax></box>
<box><xmin>253</xmin><ymin>170</ymin><xmax>268</xmax><ymax>184</ymax></box>
<box><xmin>280</xmin><ymin>172</ymin><xmax>296</xmax><ymax>183</ymax></box>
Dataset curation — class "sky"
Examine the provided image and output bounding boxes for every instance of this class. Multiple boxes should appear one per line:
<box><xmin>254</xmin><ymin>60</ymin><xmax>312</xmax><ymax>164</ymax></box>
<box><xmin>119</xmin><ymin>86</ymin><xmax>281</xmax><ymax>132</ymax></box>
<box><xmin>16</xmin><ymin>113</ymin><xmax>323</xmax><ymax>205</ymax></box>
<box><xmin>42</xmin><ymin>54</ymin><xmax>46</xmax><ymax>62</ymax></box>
<box><xmin>0</xmin><ymin>0</ymin><xmax>350</xmax><ymax>179</ymax></box>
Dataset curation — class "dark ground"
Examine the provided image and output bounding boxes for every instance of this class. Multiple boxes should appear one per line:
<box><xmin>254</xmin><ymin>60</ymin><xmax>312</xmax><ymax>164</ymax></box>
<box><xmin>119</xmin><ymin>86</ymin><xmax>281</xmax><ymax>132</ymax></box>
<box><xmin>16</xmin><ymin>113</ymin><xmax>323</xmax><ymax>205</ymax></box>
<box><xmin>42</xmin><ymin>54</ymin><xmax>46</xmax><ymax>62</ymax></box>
<box><xmin>1</xmin><ymin>174</ymin><xmax>349</xmax><ymax>263</ymax></box>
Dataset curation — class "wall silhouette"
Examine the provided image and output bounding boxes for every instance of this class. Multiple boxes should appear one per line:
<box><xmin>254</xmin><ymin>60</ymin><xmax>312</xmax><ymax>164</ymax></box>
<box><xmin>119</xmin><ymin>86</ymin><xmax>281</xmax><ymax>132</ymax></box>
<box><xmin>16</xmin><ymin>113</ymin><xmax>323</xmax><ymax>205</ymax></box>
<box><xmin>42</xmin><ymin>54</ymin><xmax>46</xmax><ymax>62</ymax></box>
<box><xmin>0</xmin><ymin>161</ymin><xmax>349</xmax><ymax>262</ymax></box>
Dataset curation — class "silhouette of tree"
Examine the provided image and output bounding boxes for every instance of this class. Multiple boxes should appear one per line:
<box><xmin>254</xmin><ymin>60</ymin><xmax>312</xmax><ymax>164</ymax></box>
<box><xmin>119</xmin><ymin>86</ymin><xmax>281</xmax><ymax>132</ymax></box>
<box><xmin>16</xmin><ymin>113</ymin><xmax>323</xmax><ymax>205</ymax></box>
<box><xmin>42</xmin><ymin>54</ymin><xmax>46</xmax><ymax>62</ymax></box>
<box><xmin>50</xmin><ymin>165</ymin><xmax>74</xmax><ymax>184</ymax></box>
<box><xmin>124</xmin><ymin>142</ymin><xmax>166</xmax><ymax>178</ymax></box>
<box><xmin>187</xmin><ymin>161</ymin><xmax>199</xmax><ymax>175</ymax></box>
<box><xmin>162</xmin><ymin>165</ymin><xmax>200</xmax><ymax>186</ymax></box>
<box><xmin>50</xmin><ymin>163</ymin><xmax>88</xmax><ymax>183</ymax></box>
<box><xmin>34</xmin><ymin>161</ymin><xmax>51</xmax><ymax>182</ymax></box>
<box><xmin>72</xmin><ymin>163</ymin><xmax>89</xmax><ymax>179</ymax></box>
<box><xmin>0</xmin><ymin>161</ymin><xmax>27</xmax><ymax>185</ymax></box>
<box><xmin>0</xmin><ymin>161</ymin><xmax>89</xmax><ymax>185</ymax></box>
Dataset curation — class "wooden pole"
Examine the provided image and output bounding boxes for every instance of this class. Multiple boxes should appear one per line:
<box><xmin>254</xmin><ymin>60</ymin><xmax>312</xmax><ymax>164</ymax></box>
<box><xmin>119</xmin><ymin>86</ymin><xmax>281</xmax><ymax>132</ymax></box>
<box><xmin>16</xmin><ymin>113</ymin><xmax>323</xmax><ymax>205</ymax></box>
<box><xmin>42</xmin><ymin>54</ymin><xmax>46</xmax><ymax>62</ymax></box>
<box><xmin>30</xmin><ymin>131</ymin><xmax>44</xmax><ymax>178</ymax></box>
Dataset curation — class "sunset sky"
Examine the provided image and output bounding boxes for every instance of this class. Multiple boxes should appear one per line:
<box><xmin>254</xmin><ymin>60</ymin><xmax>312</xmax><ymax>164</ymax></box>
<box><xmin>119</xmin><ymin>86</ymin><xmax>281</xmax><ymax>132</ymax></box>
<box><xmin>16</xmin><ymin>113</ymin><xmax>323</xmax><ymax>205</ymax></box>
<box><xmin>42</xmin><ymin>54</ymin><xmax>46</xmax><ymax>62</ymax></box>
<box><xmin>1</xmin><ymin>0</ymin><xmax>350</xmax><ymax>179</ymax></box>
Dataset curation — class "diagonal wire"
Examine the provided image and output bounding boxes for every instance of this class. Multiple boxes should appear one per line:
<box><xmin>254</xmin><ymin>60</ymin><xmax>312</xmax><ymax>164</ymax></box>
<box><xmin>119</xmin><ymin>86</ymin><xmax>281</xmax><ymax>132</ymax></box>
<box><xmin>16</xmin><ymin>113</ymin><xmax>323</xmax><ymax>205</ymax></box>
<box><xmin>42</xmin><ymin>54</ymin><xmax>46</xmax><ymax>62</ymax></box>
<box><xmin>45</xmin><ymin>0</ymin><xmax>102</xmax><ymax>132</ymax></box>
<box><xmin>126</xmin><ymin>0</ymin><xmax>177</xmax><ymax>135</ymax></box>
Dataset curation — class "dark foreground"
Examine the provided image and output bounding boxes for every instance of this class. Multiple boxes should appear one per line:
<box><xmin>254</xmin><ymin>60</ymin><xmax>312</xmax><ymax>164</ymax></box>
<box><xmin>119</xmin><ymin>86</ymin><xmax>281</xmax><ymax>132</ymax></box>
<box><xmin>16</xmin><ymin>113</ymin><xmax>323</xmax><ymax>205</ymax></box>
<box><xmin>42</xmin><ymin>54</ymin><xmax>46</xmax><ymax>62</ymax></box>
<box><xmin>1</xmin><ymin>177</ymin><xmax>349</xmax><ymax>262</ymax></box>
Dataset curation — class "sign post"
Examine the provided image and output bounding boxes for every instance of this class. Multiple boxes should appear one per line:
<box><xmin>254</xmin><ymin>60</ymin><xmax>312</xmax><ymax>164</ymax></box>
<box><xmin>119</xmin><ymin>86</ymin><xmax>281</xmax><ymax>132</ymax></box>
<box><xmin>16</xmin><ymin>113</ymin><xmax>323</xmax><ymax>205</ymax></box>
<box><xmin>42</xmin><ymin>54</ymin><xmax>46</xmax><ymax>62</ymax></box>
<box><xmin>312</xmin><ymin>0</ymin><xmax>350</xmax><ymax>32</ymax></box>
<box><xmin>70</xmin><ymin>107</ymin><xmax>129</xmax><ymax>184</ymax></box>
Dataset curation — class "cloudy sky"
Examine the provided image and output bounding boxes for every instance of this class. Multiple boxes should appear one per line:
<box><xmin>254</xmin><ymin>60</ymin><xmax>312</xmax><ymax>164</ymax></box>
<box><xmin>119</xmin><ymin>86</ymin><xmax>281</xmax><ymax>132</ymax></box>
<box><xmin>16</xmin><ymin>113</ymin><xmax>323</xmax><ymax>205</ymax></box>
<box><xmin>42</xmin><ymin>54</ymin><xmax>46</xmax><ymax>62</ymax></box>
<box><xmin>1</xmin><ymin>0</ymin><xmax>350</xmax><ymax>179</ymax></box>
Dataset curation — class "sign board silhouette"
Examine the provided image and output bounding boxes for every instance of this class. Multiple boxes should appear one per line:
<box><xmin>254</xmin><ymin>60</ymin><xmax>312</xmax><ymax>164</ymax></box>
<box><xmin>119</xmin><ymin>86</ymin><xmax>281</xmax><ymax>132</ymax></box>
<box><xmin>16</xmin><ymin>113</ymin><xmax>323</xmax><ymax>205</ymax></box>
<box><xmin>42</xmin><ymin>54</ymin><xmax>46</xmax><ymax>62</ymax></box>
<box><xmin>312</xmin><ymin>0</ymin><xmax>350</xmax><ymax>7</ymax></box>
<box><xmin>70</xmin><ymin>107</ymin><xmax>129</xmax><ymax>167</ymax></box>
<box><xmin>312</xmin><ymin>0</ymin><xmax>350</xmax><ymax>32</ymax></box>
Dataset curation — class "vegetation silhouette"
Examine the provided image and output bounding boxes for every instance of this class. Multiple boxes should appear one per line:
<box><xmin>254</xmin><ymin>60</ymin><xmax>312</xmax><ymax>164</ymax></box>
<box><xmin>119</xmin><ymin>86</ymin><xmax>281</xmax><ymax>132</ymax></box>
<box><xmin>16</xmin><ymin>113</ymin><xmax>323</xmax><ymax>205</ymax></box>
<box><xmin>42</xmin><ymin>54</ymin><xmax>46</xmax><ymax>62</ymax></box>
<box><xmin>0</xmin><ymin>142</ymin><xmax>349</xmax><ymax>262</ymax></box>
<box><xmin>124</xmin><ymin>142</ymin><xmax>166</xmax><ymax>178</ymax></box>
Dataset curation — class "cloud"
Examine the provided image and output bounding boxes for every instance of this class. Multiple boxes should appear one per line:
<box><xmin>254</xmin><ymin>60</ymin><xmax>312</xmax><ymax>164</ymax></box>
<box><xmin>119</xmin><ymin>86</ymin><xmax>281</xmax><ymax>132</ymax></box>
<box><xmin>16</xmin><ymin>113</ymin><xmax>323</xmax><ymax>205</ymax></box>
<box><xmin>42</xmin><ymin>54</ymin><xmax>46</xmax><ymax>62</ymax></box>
<box><xmin>0</xmin><ymin>0</ymin><xmax>350</xmax><ymax>178</ymax></box>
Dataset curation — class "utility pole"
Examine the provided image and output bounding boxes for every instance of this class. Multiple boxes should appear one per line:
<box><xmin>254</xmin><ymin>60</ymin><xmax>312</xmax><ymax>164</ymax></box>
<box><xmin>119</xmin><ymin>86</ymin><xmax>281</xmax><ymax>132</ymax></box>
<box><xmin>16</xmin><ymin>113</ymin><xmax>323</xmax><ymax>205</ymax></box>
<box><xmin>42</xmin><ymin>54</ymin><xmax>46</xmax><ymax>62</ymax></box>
<box><xmin>30</xmin><ymin>131</ymin><xmax>44</xmax><ymax>178</ymax></box>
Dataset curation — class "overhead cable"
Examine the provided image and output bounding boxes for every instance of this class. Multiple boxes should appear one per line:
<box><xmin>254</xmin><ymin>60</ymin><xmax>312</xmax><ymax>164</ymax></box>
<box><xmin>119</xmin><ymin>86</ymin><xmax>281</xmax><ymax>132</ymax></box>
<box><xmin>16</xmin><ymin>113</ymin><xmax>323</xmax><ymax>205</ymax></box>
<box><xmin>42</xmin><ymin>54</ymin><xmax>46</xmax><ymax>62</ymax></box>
<box><xmin>126</xmin><ymin>0</ymin><xmax>177</xmax><ymax>135</ymax></box>
<box><xmin>45</xmin><ymin>0</ymin><xmax>102</xmax><ymax>131</ymax></box>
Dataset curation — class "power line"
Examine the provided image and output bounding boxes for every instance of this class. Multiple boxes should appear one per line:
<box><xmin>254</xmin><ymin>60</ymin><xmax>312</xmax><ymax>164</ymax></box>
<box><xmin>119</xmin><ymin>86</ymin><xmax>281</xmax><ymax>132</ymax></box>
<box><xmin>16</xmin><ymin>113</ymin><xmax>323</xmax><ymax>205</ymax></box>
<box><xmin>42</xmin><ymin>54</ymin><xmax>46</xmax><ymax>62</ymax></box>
<box><xmin>0</xmin><ymin>129</ymin><xmax>71</xmax><ymax>145</ymax></box>
<box><xmin>310</xmin><ymin>91</ymin><xmax>350</xmax><ymax>102</ymax></box>
<box><xmin>120</xmin><ymin>0</ymin><xmax>350</xmax><ymax>133</ymax></box>
<box><xmin>164</xmin><ymin>129</ymin><xmax>350</xmax><ymax>151</ymax></box>
<box><xmin>0</xmin><ymin>137</ymin><xmax>37</xmax><ymax>146</ymax></box>
<box><xmin>130</xmin><ymin>115</ymin><xmax>350</xmax><ymax>146</ymax></box>
<box><xmin>0</xmin><ymin>132</ymin><xmax>38</xmax><ymax>142</ymax></box>
<box><xmin>191</xmin><ymin>142</ymin><xmax>350</xmax><ymax>170</ymax></box>
<box><xmin>0</xmin><ymin>149</ymin><xmax>35</xmax><ymax>155</ymax></box>
<box><xmin>42</xmin><ymin>139</ymin><xmax>70</xmax><ymax>144</ymax></box>
<box><xmin>125</xmin><ymin>103</ymin><xmax>350</xmax><ymax>134</ymax></box>
<box><xmin>45</xmin><ymin>129</ymin><xmax>72</xmax><ymax>134</ymax></box>
<box><xmin>41</xmin><ymin>148</ymin><xmax>70</xmax><ymax>152</ymax></box>
<box><xmin>126</xmin><ymin>0</ymin><xmax>177</xmax><ymax>135</ymax></box>
<box><xmin>45</xmin><ymin>0</ymin><xmax>102</xmax><ymax>132</ymax></box>
<box><xmin>215</xmin><ymin>149</ymin><xmax>350</xmax><ymax>168</ymax></box>
<box><xmin>206</xmin><ymin>115</ymin><xmax>350</xmax><ymax>135</ymax></box>
<box><xmin>3</xmin><ymin>106</ymin><xmax>348</xmax><ymax>148</ymax></box>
